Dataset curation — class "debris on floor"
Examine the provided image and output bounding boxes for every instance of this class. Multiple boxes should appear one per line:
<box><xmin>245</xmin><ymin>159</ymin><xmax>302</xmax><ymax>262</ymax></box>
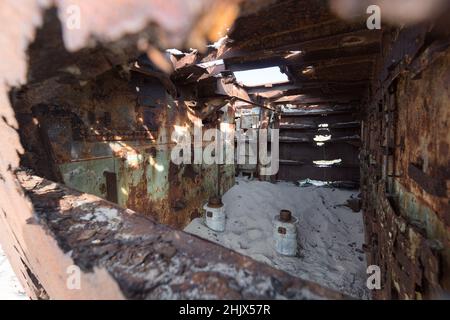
<box><xmin>0</xmin><ymin>245</ymin><xmax>27</xmax><ymax>300</ymax></box>
<box><xmin>185</xmin><ymin>177</ymin><xmax>369</xmax><ymax>299</ymax></box>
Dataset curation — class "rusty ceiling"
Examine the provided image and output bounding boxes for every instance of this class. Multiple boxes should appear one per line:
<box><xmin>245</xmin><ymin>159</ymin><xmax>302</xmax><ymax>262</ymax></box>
<box><xmin>170</xmin><ymin>0</ymin><xmax>382</xmax><ymax>109</ymax></box>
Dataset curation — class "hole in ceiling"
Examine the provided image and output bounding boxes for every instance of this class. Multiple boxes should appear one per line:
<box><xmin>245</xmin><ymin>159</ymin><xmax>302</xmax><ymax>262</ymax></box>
<box><xmin>233</xmin><ymin>66</ymin><xmax>289</xmax><ymax>87</ymax></box>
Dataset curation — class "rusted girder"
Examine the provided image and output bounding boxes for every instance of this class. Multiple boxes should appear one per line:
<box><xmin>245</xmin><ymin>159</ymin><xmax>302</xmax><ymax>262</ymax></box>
<box><xmin>213</xmin><ymin>78</ymin><xmax>275</xmax><ymax>111</ymax></box>
<box><xmin>216</xmin><ymin>78</ymin><xmax>251</xmax><ymax>101</ymax></box>
<box><xmin>272</xmin><ymin>93</ymin><xmax>360</xmax><ymax>105</ymax></box>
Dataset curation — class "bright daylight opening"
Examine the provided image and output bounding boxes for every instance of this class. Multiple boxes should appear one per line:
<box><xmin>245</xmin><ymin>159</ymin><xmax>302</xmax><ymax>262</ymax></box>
<box><xmin>233</xmin><ymin>66</ymin><xmax>289</xmax><ymax>87</ymax></box>
<box><xmin>313</xmin><ymin>159</ymin><xmax>343</xmax><ymax>167</ymax></box>
<box><xmin>314</xmin><ymin>135</ymin><xmax>332</xmax><ymax>142</ymax></box>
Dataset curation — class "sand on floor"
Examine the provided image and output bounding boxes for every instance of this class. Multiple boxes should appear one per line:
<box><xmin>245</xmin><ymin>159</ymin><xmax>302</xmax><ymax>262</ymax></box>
<box><xmin>185</xmin><ymin>177</ymin><xmax>369</xmax><ymax>299</ymax></box>
<box><xmin>0</xmin><ymin>178</ymin><xmax>368</xmax><ymax>300</ymax></box>
<box><xmin>0</xmin><ymin>245</ymin><xmax>28</xmax><ymax>300</ymax></box>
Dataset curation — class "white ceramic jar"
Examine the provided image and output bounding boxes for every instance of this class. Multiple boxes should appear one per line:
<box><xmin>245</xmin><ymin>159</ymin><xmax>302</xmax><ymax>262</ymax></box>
<box><xmin>203</xmin><ymin>196</ymin><xmax>226</xmax><ymax>232</ymax></box>
<box><xmin>273</xmin><ymin>209</ymin><xmax>298</xmax><ymax>256</ymax></box>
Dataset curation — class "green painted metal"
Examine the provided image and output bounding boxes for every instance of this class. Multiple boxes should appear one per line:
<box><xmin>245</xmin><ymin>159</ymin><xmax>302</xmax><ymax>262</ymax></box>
<box><xmin>59</xmin><ymin>157</ymin><xmax>115</xmax><ymax>199</ymax></box>
<box><xmin>393</xmin><ymin>180</ymin><xmax>449</xmax><ymax>245</ymax></box>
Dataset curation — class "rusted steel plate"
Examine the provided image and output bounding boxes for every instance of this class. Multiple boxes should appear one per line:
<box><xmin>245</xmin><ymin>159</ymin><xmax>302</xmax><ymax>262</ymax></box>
<box><xmin>408</xmin><ymin>164</ymin><xmax>448</xmax><ymax>198</ymax></box>
<box><xmin>363</xmin><ymin>185</ymin><xmax>445</xmax><ymax>299</ymax></box>
<box><xmin>227</xmin><ymin>0</ymin><xmax>375</xmax><ymax>52</ymax></box>
<box><xmin>225</xmin><ymin>41</ymin><xmax>380</xmax><ymax>73</ymax></box>
<box><xmin>18</xmin><ymin>172</ymin><xmax>348</xmax><ymax>300</ymax></box>
<box><xmin>216</xmin><ymin>78</ymin><xmax>251</xmax><ymax>101</ymax></box>
<box><xmin>409</xmin><ymin>39</ymin><xmax>450</xmax><ymax>78</ymax></box>
<box><xmin>361</xmin><ymin>21</ymin><xmax>450</xmax><ymax>298</ymax></box>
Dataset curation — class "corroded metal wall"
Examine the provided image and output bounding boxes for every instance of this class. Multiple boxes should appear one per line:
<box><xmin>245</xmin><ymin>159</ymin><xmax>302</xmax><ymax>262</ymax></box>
<box><xmin>361</xmin><ymin>26</ymin><xmax>450</xmax><ymax>299</ymax></box>
<box><xmin>278</xmin><ymin>106</ymin><xmax>360</xmax><ymax>182</ymax></box>
<box><xmin>0</xmin><ymin>0</ymin><xmax>243</xmax><ymax>300</ymax></box>
<box><xmin>15</xmin><ymin>67</ymin><xmax>234</xmax><ymax>229</ymax></box>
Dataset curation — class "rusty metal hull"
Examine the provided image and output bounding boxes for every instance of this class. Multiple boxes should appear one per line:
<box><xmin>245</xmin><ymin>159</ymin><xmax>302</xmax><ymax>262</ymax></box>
<box><xmin>361</xmin><ymin>27</ymin><xmax>450</xmax><ymax>299</ymax></box>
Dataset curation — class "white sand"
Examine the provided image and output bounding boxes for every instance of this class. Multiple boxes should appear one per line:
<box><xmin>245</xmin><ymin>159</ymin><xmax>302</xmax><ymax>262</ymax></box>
<box><xmin>0</xmin><ymin>245</ymin><xmax>28</xmax><ymax>300</ymax></box>
<box><xmin>185</xmin><ymin>177</ymin><xmax>369</xmax><ymax>299</ymax></box>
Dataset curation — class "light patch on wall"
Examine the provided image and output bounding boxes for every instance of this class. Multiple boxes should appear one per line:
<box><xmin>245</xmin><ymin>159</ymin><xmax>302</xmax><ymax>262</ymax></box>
<box><xmin>220</xmin><ymin>122</ymin><xmax>234</xmax><ymax>134</ymax></box>
<box><xmin>126</xmin><ymin>154</ymin><xmax>143</xmax><ymax>169</ymax></box>
<box><xmin>314</xmin><ymin>135</ymin><xmax>332</xmax><ymax>142</ymax></box>
<box><xmin>313</xmin><ymin>159</ymin><xmax>342</xmax><ymax>167</ymax></box>
<box><xmin>121</xmin><ymin>187</ymin><xmax>129</xmax><ymax>196</ymax></box>
<box><xmin>173</xmin><ymin>124</ymin><xmax>189</xmax><ymax>134</ymax></box>
<box><xmin>172</xmin><ymin>124</ymin><xmax>190</xmax><ymax>143</ymax></box>
<box><xmin>149</xmin><ymin>157</ymin><xmax>164</xmax><ymax>172</ymax></box>
<box><xmin>234</xmin><ymin>67</ymin><xmax>289</xmax><ymax>87</ymax></box>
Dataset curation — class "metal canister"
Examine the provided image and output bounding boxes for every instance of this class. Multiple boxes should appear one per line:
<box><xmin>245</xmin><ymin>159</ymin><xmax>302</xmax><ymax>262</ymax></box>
<box><xmin>203</xmin><ymin>196</ymin><xmax>226</xmax><ymax>232</ymax></box>
<box><xmin>273</xmin><ymin>209</ymin><xmax>298</xmax><ymax>256</ymax></box>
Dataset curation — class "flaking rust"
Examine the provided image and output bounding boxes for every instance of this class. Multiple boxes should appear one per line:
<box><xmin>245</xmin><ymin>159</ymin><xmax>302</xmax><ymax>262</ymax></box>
<box><xmin>18</xmin><ymin>171</ymin><xmax>346</xmax><ymax>300</ymax></box>
<box><xmin>14</xmin><ymin>27</ymin><xmax>234</xmax><ymax>230</ymax></box>
<box><xmin>361</xmin><ymin>26</ymin><xmax>450</xmax><ymax>298</ymax></box>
